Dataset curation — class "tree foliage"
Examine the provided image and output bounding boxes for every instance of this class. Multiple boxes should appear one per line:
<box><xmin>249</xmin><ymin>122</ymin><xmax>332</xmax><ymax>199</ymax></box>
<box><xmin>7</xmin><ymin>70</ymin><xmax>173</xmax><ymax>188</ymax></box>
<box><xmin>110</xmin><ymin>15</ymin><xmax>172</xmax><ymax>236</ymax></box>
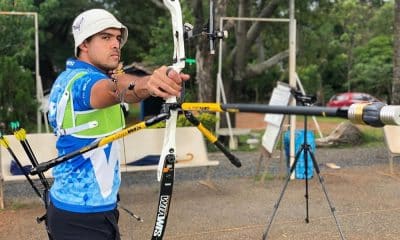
<box><xmin>0</xmin><ymin>0</ymin><xmax>39</xmax><ymax>131</ymax></box>
<box><xmin>352</xmin><ymin>36</ymin><xmax>393</xmax><ymax>98</ymax></box>
<box><xmin>0</xmin><ymin>57</ymin><xmax>37</xmax><ymax>131</ymax></box>
<box><xmin>393</xmin><ymin>0</ymin><xmax>400</xmax><ymax>104</ymax></box>
<box><xmin>0</xmin><ymin>0</ymin><xmax>397</xmax><ymax>131</ymax></box>
<box><xmin>295</xmin><ymin>0</ymin><xmax>393</xmax><ymax>104</ymax></box>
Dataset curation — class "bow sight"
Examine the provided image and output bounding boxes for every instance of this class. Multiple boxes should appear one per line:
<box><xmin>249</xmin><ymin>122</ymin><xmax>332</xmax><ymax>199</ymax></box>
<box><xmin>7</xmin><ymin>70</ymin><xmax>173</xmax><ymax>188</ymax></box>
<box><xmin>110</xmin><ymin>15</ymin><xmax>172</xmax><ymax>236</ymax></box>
<box><xmin>182</xmin><ymin>0</ymin><xmax>228</xmax><ymax>54</ymax></box>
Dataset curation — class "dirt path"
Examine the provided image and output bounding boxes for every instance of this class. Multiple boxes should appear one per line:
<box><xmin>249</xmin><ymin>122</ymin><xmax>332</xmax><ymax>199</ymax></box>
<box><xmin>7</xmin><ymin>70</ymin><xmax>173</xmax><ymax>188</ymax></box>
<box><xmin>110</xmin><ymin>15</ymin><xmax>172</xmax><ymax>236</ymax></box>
<box><xmin>0</xmin><ymin>113</ymin><xmax>392</xmax><ymax>239</ymax></box>
<box><xmin>1</xmin><ymin>163</ymin><xmax>400</xmax><ymax>240</ymax></box>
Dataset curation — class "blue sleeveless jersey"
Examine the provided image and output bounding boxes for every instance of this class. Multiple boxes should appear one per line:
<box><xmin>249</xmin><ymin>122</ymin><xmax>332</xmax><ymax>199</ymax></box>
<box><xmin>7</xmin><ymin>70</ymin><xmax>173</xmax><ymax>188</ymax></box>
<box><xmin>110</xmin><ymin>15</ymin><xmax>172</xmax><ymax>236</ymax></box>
<box><xmin>48</xmin><ymin>58</ymin><xmax>122</xmax><ymax>213</ymax></box>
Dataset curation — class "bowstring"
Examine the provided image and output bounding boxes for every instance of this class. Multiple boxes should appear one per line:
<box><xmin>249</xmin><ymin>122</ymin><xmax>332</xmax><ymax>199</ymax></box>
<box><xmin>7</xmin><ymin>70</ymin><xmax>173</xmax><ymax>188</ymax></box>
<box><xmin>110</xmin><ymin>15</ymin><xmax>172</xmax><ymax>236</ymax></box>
<box><xmin>115</xmin><ymin>74</ymin><xmax>144</xmax><ymax>222</ymax></box>
<box><xmin>117</xmin><ymin>76</ymin><xmax>129</xmax><ymax>173</ymax></box>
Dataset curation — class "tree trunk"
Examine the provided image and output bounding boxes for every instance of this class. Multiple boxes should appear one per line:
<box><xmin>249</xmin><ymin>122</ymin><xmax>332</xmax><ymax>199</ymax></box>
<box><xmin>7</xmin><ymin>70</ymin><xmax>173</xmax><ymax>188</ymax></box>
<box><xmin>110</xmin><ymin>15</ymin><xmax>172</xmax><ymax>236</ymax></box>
<box><xmin>233</xmin><ymin>0</ymin><xmax>250</xmax><ymax>82</ymax></box>
<box><xmin>193</xmin><ymin>0</ymin><xmax>283</xmax><ymax>103</ymax></box>
<box><xmin>195</xmin><ymin>46</ymin><xmax>214</xmax><ymax>102</ymax></box>
<box><xmin>227</xmin><ymin>0</ymin><xmax>282</xmax><ymax>102</ymax></box>
<box><xmin>227</xmin><ymin>0</ymin><xmax>280</xmax><ymax>62</ymax></box>
<box><xmin>245</xmin><ymin>50</ymin><xmax>289</xmax><ymax>78</ymax></box>
<box><xmin>193</xmin><ymin>0</ymin><xmax>227</xmax><ymax>102</ymax></box>
<box><xmin>393</xmin><ymin>0</ymin><xmax>400</xmax><ymax>105</ymax></box>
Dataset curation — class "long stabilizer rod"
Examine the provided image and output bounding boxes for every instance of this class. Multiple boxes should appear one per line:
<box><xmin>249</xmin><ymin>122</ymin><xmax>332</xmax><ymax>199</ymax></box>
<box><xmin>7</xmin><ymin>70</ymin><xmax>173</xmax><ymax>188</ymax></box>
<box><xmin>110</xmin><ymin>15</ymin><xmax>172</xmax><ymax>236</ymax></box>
<box><xmin>181</xmin><ymin>102</ymin><xmax>400</xmax><ymax>127</ymax></box>
<box><xmin>31</xmin><ymin>102</ymin><xmax>400</xmax><ymax>175</ymax></box>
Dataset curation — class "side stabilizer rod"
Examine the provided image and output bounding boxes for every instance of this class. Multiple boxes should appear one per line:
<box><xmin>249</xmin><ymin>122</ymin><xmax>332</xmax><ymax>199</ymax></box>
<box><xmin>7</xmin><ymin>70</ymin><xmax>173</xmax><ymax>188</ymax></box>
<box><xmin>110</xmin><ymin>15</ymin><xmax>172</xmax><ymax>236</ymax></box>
<box><xmin>30</xmin><ymin>112</ymin><xmax>169</xmax><ymax>175</ymax></box>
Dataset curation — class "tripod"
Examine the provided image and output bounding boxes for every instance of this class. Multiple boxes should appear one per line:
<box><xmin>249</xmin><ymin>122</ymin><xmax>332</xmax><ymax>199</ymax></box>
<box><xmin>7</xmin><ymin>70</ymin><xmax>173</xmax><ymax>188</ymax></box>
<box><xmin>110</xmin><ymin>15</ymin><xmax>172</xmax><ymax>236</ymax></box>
<box><xmin>262</xmin><ymin>92</ymin><xmax>345</xmax><ymax>240</ymax></box>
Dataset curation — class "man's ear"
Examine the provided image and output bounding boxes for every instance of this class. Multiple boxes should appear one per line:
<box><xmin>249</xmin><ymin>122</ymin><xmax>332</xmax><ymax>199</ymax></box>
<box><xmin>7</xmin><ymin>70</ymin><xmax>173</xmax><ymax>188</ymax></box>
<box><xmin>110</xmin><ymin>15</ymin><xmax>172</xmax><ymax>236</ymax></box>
<box><xmin>79</xmin><ymin>41</ymin><xmax>89</xmax><ymax>54</ymax></box>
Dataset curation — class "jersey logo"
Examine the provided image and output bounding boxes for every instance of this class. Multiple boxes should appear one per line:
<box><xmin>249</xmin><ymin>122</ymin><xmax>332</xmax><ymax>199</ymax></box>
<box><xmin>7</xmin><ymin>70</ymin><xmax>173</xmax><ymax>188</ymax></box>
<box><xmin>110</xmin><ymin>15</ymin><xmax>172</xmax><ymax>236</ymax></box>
<box><xmin>83</xmin><ymin>142</ymin><xmax>119</xmax><ymax>198</ymax></box>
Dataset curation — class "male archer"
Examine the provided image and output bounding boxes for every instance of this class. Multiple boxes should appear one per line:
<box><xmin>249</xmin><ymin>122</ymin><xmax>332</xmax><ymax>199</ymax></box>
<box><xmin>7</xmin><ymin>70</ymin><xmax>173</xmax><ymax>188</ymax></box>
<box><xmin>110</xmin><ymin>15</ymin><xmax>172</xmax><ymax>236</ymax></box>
<box><xmin>46</xmin><ymin>8</ymin><xmax>189</xmax><ymax>239</ymax></box>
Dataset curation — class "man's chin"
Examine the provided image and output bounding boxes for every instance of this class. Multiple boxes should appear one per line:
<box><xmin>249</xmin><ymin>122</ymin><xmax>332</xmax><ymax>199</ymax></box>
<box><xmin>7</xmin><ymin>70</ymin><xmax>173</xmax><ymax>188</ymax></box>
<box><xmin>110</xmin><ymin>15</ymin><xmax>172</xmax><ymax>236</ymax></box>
<box><xmin>103</xmin><ymin>62</ymin><xmax>119</xmax><ymax>71</ymax></box>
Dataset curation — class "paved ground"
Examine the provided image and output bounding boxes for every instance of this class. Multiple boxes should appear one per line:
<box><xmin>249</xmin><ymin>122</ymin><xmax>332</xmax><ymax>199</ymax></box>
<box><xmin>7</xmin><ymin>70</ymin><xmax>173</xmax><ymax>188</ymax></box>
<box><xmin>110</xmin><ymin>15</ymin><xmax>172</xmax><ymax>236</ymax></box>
<box><xmin>1</xmin><ymin>145</ymin><xmax>399</xmax><ymax>240</ymax></box>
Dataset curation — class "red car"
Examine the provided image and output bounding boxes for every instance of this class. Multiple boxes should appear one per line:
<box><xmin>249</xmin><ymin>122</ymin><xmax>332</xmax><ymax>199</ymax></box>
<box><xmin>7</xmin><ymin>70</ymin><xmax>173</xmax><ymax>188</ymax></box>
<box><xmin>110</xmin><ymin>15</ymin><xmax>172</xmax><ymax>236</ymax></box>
<box><xmin>326</xmin><ymin>92</ymin><xmax>381</xmax><ymax>107</ymax></box>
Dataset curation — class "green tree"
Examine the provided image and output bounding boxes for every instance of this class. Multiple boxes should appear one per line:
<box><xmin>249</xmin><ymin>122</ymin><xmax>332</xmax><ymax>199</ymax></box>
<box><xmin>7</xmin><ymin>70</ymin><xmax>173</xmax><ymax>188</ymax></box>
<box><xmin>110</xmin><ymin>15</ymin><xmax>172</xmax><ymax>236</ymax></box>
<box><xmin>329</xmin><ymin>0</ymin><xmax>375</xmax><ymax>92</ymax></box>
<box><xmin>352</xmin><ymin>35</ymin><xmax>393</xmax><ymax>101</ymax></box>
<box><xmin>38</xmin><ymin>0</ymin><xmax>167</xmax><ymax>89</ymax></box>
<box><xmin>296</xmin><ymin>0</ymin><xmax>393</xmax><ymax>103</ymax></box>
<box><xmin>38</xmin><ymin>0</ymin><xmax>105</xmax><ymax>88</ymax></box>
<box><xmin>0</xmin><ymin>57</ymin><xmax>37</xmax><ymax>131</ymax></box>
<box><xmin>393</xmin><ymin>0</ymin><xmax>400</xmax><ymax>104</ymax></box>
<box><xmin>351</xmin><ymin>1</ymin><xmax>394</xmax><ymax>102</ymax></box>
<box><xmin>2</xmin><ymin>0</ymin><xmax>397</xmax><ymax>133</ymax></box>
<box><xmin>0</xmin><ymin>0</ymin><xmax>38</xmax><ymax>131</ymax></box>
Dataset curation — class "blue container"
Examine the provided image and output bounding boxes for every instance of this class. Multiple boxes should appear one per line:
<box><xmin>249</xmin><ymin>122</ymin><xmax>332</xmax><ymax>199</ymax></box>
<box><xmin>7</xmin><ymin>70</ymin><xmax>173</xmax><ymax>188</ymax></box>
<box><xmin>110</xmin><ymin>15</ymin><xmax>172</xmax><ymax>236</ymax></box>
<box><xmin>284</xmin><ymin>130</ymin><xmax>315</xmax><ymax>179</ymax></box>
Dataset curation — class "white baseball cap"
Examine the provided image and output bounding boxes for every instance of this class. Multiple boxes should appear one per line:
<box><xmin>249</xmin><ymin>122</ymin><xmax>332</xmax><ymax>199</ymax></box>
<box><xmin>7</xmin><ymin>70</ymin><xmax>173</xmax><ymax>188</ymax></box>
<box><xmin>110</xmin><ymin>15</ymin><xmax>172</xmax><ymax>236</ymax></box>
<box><xmin>72</xmin><ymin>9</ymin><xmax>128</xmax><ymax>57</ymax></box>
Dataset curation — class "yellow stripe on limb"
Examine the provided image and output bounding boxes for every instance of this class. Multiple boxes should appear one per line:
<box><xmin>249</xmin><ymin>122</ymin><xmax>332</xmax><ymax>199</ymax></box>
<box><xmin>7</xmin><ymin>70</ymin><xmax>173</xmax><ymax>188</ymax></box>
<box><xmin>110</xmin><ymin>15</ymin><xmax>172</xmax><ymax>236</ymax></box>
<box><xmin>98</xmin><ymin>122</ymin><xmax>146</xmax><ymax>146</ymax></box>
<box><xmin>181</xmin><ymin>103</ymin><xmax>223</xmax><ymax>112</ymax></box>
<box><xmin>197</xmin><ymin>124</ymin><xmax>218</xmax><ymax>143</ymax></box>
<box><xmin>0</xmin><ymin>138</ymin><xmax>10</xmax><ymax>148</ymax></box>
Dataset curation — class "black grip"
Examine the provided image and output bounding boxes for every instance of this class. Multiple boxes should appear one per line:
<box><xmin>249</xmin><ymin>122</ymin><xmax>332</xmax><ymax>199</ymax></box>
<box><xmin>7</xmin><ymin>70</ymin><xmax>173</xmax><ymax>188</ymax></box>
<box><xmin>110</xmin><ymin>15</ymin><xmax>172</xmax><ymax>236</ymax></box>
<box><xmin>214</xmin><ymin>141</ymin><xmax>241</xmax><ymax>167</ymax></box>
<box><xmin>30</xmin><ymin>161</ymin><xmax>54</xmax><ymax>175</ymax></box>
<box><xmin>362</xmin><ymin>102</ymin><xmax>386</xmax><ymax>127</ymax></box>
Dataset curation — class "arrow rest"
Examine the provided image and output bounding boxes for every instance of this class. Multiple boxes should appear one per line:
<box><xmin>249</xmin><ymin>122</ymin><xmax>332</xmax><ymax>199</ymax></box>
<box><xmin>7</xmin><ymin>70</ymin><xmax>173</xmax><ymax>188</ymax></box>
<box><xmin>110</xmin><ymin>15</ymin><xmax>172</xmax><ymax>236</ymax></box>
<box><xmin>183</xmin><ymin>23</ymin><xmax>194</xmax><ymax>39</ymax></box>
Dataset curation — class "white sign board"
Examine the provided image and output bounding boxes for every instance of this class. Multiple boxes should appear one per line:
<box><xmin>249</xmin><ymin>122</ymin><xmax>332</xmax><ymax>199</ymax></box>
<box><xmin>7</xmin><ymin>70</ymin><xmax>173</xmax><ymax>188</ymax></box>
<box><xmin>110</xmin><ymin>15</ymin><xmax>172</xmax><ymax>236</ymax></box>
<box><xmin>262</xmin><ymin>82</ymin><xmax>292</xmax><ymax>153</ymax></box>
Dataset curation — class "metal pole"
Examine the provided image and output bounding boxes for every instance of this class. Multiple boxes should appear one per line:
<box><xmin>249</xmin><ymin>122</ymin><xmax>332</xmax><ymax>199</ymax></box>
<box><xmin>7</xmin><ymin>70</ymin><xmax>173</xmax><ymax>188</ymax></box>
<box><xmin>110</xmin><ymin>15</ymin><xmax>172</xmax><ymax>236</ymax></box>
<box><xmin>221</xmin><ymin>16</ymin><xmax>289</xmax><ymax>23</ymax></box>
<box><xmin>216</xmin><ymin>18</ymin><xmax>223</xmax><ymax>126</ymax></box>
<box><xmin>34</xmin><ymin>13</ymin><xmax>43</xmax><ymax>133</ymax></box>
<box><xmin>288</xmin><ymin>0</ymin><xmax>297</xmax><ymax>179</ymax></box>
<box><xmin>216</xmin><ymin>17</ymin><xmax>236</xmax><ymax>149</ymax></box>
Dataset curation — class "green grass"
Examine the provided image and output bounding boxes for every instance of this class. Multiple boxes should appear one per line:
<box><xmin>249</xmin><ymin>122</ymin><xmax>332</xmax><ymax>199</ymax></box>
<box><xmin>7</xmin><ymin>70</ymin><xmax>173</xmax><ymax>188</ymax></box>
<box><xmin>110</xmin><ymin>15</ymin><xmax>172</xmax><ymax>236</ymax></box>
<box><xmin>313</xmin><ymin>116</ymin><xmax>344</xmax><ymax>123</ymax></box>
<box><xmin>359</xmin><ymin>125</ymin><xmax>385</xmax><ymax>147</ymax></box>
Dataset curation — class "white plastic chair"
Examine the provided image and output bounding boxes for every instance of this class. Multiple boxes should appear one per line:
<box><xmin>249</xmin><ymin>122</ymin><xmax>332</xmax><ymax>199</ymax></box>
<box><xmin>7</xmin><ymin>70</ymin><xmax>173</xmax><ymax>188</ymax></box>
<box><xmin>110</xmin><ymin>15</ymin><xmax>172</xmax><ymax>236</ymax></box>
<box><xmin>383</xmin><ymin>125</ymin><xmax>400</xmax><ymax>174</ymax></box>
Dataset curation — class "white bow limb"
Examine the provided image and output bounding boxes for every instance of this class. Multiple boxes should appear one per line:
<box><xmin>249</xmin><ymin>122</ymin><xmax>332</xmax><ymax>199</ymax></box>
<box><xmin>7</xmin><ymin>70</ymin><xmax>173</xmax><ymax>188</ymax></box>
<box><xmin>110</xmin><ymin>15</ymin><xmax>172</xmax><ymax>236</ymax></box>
<box><xmin>157</xmin><ymin>0</ymin><xmax>186</xmax><ymax>181</ymax></box>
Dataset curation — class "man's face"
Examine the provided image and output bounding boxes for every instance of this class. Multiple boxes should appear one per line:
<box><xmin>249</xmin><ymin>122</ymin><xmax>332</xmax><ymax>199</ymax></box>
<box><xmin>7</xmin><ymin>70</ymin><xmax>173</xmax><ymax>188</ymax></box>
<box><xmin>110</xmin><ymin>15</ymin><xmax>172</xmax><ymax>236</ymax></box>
<box><xmin>80</xmin><ymin>28</ymin><xmax>122</xmax><ymax>71</ymax></box>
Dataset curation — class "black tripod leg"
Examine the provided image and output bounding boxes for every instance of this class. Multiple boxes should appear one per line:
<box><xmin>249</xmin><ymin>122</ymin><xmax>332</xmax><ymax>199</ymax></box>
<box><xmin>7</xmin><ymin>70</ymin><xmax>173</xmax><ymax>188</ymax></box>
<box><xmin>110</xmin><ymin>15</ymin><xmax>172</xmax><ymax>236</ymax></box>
<box><xmin>262</xmin><ymin>151</ymin><xmax>301</xmax><ymax>240</ymax></box>
<box><xmin>303</xmin><ymin>144</ymin><xmax>310</xmax><ymax>223</ymax></box>
<box><xmin>309</xmin><ymin>152</ymin><xmax>346</xmax><ymax>240</ymax></box>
